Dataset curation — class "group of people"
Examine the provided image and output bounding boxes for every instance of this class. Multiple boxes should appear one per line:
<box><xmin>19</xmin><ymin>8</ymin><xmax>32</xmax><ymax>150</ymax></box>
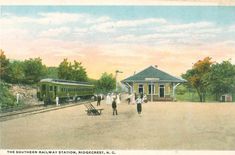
<box><xmin>127</xmin><ymin>93</ymin><xmax>147</xmax><ymax>105</ymax></box>
<box><xmin>97</xmin><ymin>93</ymin><xmax>145</xmax><ymax>116</ymax></box>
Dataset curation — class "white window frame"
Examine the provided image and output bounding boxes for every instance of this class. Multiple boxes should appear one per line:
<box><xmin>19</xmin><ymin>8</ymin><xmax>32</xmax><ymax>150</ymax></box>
<box><xmin>159</xmin><ymin>84</ymin><xmax>165</xmax><ymax>98</ymax></box>
<box><xmin>138</xmin><ymin>83</ymin><xmax>144</xmax><ymax>94</ymax></box>
<box><xmin>148</xmin><ymin>83</ymin><xmax>155</xmax><ymax>95</ymax></box>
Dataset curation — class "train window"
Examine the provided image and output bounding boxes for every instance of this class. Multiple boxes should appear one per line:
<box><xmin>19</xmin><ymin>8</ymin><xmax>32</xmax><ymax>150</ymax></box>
<box><xmin>41</xmin><ymin>84</ymin><xmax>46</xmax><ymax>91</ymax></box>
<box><xmin>50</xmin><ymin>86</ymin><xmax>53</xmax><ymax>91</ymax></box>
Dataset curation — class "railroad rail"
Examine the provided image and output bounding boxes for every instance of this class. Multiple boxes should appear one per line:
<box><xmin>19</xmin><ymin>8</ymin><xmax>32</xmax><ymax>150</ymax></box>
<box><xmin>0</xmin><ymin>100</ymin><xmax>92</xmax><ymax>122</ymax></box>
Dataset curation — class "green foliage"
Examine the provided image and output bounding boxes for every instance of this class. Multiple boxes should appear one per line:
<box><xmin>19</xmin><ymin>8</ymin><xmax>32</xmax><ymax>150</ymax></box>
<box><xmin>96</xmin><ymin>72</ymin><xmax>116</xmax><ymax>93</ymax></box>
<box><xmin>23</xmin><ymin>58</ymin><xmax>47</xmax><ymax>84</ymax></box>
<box><xmin>176</xmin><ymin>84</ymin><xmax>187</xmax><ymax>95</ymax></box>
<box><xmin>0</xmin><ymin>49</ymin><xmax>10</xmax><ymax>81</ymax></box>
<box><xmin>46</xmin><ymin>67</ymin><xmax>58</xmax><ymax>79</ymax></box>
<box><xmin>5</xmin><ymin>61</ymin><xmax>25</xmax><ymax>83</ymax></box>
<box><xmin>182</xmin><ymin>57</ymin><xmax>213</xmax><ymax>102</ymax></box>
<box><xmin>2</xmin><ymin>55</ymin><xmax>46</xmax><ymax>84</ymax></box>
<box><xmin>206</xmin><ymin>60</ymin><xmax>235</xmax><ymax>101</ymax></box>
<box><xmin>182</xmin><ymin>58</ymin><xmax>235</xmax><ymax>102</ymax></box>
<box><xmin>0</xmin><ymin>81</ymin><xmax>15</xmax><ymax>108</ymax></box>
<box><xmin>58</xmin><ymin>59</ymin><xmax>88</xmax><ymax>81</ymax></box>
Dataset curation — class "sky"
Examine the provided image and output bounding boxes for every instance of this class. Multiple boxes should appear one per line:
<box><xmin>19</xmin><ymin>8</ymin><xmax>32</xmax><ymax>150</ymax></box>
<box><xmin>1</xmin><ymin>6</ymin><xmax>235</xmax><ymax>80</ymax></box>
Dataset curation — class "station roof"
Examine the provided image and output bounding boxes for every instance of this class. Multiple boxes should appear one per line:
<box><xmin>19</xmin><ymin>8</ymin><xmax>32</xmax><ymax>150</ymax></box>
<box><xmin>121</xmin><ymin>66</ymin><xmax>186</xmax><ymax>83</ymax></box>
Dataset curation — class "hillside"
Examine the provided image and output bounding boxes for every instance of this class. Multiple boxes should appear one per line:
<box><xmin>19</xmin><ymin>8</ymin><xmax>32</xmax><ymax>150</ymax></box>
<box><xmin>9</xmin><ymin>84</ymin><xmax>42</xmax><ymax>105</ymax></box>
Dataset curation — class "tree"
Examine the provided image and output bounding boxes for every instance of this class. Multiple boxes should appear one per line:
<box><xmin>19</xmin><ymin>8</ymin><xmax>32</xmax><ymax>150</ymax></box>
<box><xmin>23</xmin><ymin>58</ymin><xmax>46</xmax><ymax>84</ymax></box>
<box><xmin>6</xmin><ymin>61</ymin><xmax>25</xmax><ymax>84</ymax></box>
<box><xmin>46</xmin><ymin>67</ymin><xmax>58</xmax><ymax>79</ymax></box>
<box><xmin>72</xmin><ymin>61</ymin><xmax>88</xmax><ymax>81</ymax></box>
<box><xmin>182</xmin><ymin>57</ymin><xmax>213</xmax><ymax>102</ymax></box>
<box><xmin>58</xmin><ymin>59</ymin><xmax>88</xmax><ymax>81</ymax></box>
<box><xmin>96</xmin><ymin>72</ymin><xmax>116</xmax><ymax>93</ymax></box>
<box><xmin>0</xmin><ymin>49</ymin><xmax>10</xmax><ymax>81</ymax></box>
<box><xmin>206</xmin><ymin>60</ymin><xmax>235</xmax><ymax>101</ymax></box>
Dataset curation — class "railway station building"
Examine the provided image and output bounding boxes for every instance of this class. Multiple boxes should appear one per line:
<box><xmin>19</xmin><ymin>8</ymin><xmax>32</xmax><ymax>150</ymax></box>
<box><xmin>121</xmin><ymin>65</ymin><xmax>186</xmax><ymax>101</ymax></box>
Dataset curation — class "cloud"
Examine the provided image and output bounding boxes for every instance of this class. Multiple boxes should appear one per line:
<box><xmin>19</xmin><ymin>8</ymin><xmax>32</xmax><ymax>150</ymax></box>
<box><xmin>228</xmin><ymin>24</ymin><xmax>235</xmax><ymax>32</ymax></box>
<box><xmin>114</xmin><ymin>21</ymin><xmax>224</xmax><ymax>45</ymax></box>
<box><xmin>1</xmin><ymin>11</ymin><xmax>235</xmax><ymax>79</ymax></box>
<box><xmin>0</xmin><ymin>14</ymin><xmax>35</xmax><ymax>28</ymax></box>
<box><xmin>91</xmin><ymin>18</ymin><xmax>167</xmax><ymax>33</ymax></box>
<box><xmin>39</xmin><ymin>27</ymin><xmax>71</xmax><ymax>37</ymax></box>
<box><xmin>114</xmin><ymin>18</ymin><xmax>167</xmax><ymax>27</ymax></box>
<box><xmin>163</xmin><ymin>21</ymin><xmax>214</xmax><ymax>31</ymax></box>
<box><xmin>37</xmin><ymin>12</ymin><xmax>85</xmax><ymax>25</ymax></box>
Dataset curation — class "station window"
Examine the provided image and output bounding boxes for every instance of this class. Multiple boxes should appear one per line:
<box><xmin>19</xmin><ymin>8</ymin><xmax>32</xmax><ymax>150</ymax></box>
<box><xmin>148</xmin><ymin>84</ymin><xmax>155</xmax><ymax>94</ymax></box>
<box><xmin>138</xmin><ymin>84</ymin><xmax>143</xmax><ymax>94</ymax></box>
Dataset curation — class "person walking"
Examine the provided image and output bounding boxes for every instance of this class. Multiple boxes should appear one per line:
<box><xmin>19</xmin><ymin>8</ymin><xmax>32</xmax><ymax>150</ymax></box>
<box><xmin>97</xmin><ymin>94</ymin><xmax>101</xmax><ymax>106</ymax></box>
<box><xmin>112</xmin><ymin>98</ymin><xmax>118</xmax><ymax>115</ymax></box>
<box><xmin>136</xmin><ymin>96</ymin><xmax>143</xmax><ymax>115</ymax></box>
<box><xmin>127</xmin><ymin>93</ymin><xmax>131</xmax><ymax>104</ymax></box>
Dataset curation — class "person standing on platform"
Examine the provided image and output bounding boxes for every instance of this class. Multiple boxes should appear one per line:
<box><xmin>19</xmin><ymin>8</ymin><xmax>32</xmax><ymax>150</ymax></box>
<box><xmin>97</xmin><ymin>94</ymin><xmax>101</xmax><ymax>106</ymax></box>
<box><xmin>127</xmin><ymin>93</ymin><xmax>131</xmax><ymax>104</ymax></box>
<box><xmin>116</xmin><ymin>93</ymin><xmax>121</xmax><ymax>104</ymax></box>
<box><xmin>112</xmin><ymin>98</ymin><xmax>118</xmax><ymax>115</ymax></box>
<box><xmin>136</xmin><ymin>96</ymin><xmax>143</xmax><ymax>115</ymax></box>
<box><xmin>56</xmin><ymin>96</ymin><xmax>59</xmax><ymax>106</ymax></box>
<box><xmin>106</xmin><ymin>93</ymin><xmax>111</xmax><ymax>104</ymax></box>
<box><xmin>131</xmin><ymin>93</ymin><xmax>135</xmax><ymax>104</ymax></box>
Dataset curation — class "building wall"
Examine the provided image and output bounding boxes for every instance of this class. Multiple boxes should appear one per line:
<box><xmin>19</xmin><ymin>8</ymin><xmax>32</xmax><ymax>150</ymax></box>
<box><xmin>133</xmin><ymin>83</ymin><xmax>138</xmax><ymax>93</ymax></box>
<box><xmin>132</xmin><ymin>82</ymin><xmax>173</xmax><ymax>101</ymax></box>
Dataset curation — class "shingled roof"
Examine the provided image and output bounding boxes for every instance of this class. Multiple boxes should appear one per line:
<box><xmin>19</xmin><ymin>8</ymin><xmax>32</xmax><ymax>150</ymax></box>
<box><xmin>122</xmin><ymin>66</ymin><xmax>186</xmax><ymax>83</ymax></box>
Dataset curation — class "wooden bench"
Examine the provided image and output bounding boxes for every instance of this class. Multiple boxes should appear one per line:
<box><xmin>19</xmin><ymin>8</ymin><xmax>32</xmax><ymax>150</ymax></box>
<box><xmin>84</xmin><ymin>103</ymin><xmax>104</xmax><ymax>116</ymax></box>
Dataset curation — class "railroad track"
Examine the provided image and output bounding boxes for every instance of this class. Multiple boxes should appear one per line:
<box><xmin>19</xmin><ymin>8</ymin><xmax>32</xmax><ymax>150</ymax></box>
<box><xmin>0</xmin><ymin>100</ymin><xmax>92</xmax><ymax>122</ymax></box>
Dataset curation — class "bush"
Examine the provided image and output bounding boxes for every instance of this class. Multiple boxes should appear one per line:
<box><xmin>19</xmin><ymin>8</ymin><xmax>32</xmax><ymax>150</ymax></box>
<box><xmin>0</xmin><ymin>81</ymin><xmax>16</xmax><ymax>109</ymax></box>
<box><xmin>176</xmin><ymin>85</ymin><xmax>187</xmax><ymax>95</ymax></box>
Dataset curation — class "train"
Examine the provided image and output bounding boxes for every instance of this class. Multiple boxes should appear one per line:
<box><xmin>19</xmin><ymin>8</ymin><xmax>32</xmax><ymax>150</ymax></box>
<box><xmin>37</xmin><ymin>78</ymin><xmax>95</xmax><ymax>105</ymax></box>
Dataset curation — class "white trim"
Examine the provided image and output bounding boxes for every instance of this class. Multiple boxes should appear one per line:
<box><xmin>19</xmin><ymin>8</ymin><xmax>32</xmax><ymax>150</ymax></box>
<box><xmin>125</xmin><ymin>82</ymin><xmax>133</xmax><ymax>93</ymax></box>
<box><xmin>148</xmin><ymin>83</ymin><xmax>155</xmax><ymax>95</ymax></box>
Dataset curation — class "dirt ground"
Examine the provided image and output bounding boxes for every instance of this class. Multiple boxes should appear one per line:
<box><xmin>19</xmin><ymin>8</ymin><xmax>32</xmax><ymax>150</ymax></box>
<box><xmin>1</xmin><ymin>100</ymin><xmax>235</xmax><ymax>150</ymax></box>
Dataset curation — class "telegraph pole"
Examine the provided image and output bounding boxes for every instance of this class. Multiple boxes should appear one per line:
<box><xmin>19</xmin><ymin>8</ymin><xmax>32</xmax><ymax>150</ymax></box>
<box><xmin>115</xmin><ymin>70</ymin><xmax>123</xmax><ymax>92</ymax></box>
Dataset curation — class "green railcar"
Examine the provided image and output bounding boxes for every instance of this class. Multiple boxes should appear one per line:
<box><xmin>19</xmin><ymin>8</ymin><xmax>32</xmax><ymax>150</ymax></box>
<box><xmin>37</xmin><ymin>78</ymin><xmax>95</xmax><ymax>105</ymax></box>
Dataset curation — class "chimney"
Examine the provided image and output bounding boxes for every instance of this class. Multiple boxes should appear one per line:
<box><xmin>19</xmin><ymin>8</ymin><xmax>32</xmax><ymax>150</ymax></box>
<box><xmin>134</xmin><ymin>71</ymin><xmax>136</xmax><ymax>75</ymax></box>
<box><xmin>155</xmin><ymin>65</ymin><xmax>158</xmax><ymax>68</ymax></box>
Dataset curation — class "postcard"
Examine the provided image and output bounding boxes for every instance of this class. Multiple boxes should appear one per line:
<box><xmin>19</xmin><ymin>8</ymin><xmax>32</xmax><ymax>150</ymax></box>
<box><xmin>0</xmin><ymin>1</ymin><xmax>235</xmax><ymax>155</ymax></box>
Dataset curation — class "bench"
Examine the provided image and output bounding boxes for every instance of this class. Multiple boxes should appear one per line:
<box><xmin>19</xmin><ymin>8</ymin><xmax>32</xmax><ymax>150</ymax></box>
<box><xmin>84</xmin><ymin>103</ymin><xmax>104</xmax><ymax>116</ymax></box>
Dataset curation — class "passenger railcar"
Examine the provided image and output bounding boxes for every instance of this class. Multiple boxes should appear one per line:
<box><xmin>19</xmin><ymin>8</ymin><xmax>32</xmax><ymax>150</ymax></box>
<box><xmin>37</xmin><ymin>78</ymin><xmax>95</xmax><ymax>104</ymax></box>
